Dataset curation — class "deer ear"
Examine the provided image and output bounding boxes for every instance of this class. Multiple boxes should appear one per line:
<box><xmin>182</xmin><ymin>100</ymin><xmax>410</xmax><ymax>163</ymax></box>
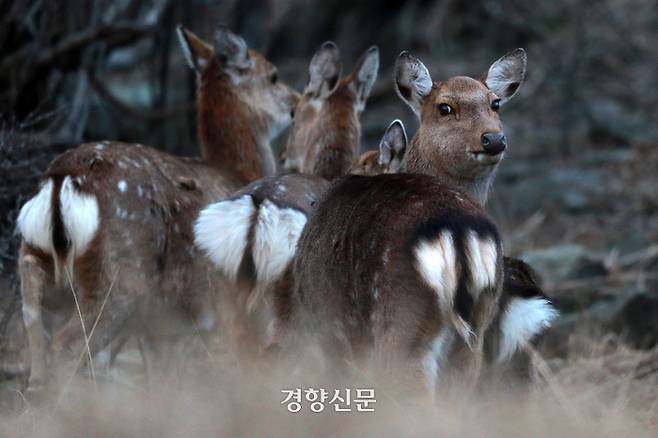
<box><xmin>177</xmin><ymin>25</ymin><xmax>214</xmax><ymax>73</ymax></box>
<box><xmin>378</xmin><ymin>119</ymin><xmax>407</xmax><ymax>170</ymax></box>
<box><xmin>394</xmin><ymin>52</ymin><xmax>433</xmax><ymax>117</ymax></box>
<box><xmin>484</xmin><ymin>48</ymin><xmax>527</xmax><ymax>104</ymax></box>
<box><xmin>306</xmin><ymin>42</ymin><xmax>342</xmax><ymax>99</ymax></box>
<box><xmin>351</xmin><ymin>46</ymin><xmax>379</xmax><ymax>112</ymax></box>
<box><xmin>214</xmin><ymin>26</ymin><xmax>252</xmax><ymax>70</ymax></box>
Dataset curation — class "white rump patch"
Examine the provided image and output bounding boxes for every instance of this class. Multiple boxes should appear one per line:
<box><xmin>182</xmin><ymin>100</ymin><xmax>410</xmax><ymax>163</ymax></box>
<box><xmin>194</xmin><ymin>195</ymin><xmax>255</xmax><ymax>281</ymax></box>
<box><xmin>498</xmin><ymin>297</ymin><xmax>558</xmax><ymax>363</ymax></box>
<box><xmin>117</xmin><ymin>180</ymin><xmax>127</xmax><ymax>193</ymax></box>
<box><xmin>17</xmin><ymin>179</ymin><xmax>54</xmax><ymax>252</ymax></box>
<box><xmin>59</xmin><ymin>176</ymin><xmax>100</xmax><ymax>255</ymax></box>
<box><xmin>414</xmin><ymin>231</ymin><xmax>457</xmax><ymax>311</ymax></box>
<box><xmin>465</xmin><ymin>231</ymin><xmax>498</xmax><ymax>295</ymax></box>
<box><xmin>253</xmin><ymin>200</ymin><xmax>307</xmax><ymax>285</ymax></box>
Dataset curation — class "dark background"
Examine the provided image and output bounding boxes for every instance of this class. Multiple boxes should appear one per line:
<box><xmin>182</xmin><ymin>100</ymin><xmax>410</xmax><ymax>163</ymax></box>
<box><xmin>1</xmin><ymin>0</ymin><xmax>658</xmax><ymax>374</ymax></box>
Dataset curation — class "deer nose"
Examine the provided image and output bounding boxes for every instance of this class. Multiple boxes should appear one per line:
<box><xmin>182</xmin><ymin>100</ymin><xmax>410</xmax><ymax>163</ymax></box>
<box><xmin>481</xmin><ymin>132</ymin><xmax>507</xmax><ymax>155</ymax></box>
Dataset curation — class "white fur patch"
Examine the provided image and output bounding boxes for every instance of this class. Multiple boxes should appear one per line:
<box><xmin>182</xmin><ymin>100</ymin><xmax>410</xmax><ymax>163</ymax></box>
<box><xmin>194</xmin><ymin>195</ymin><xmax>255</xmax><ymax>281</ymax></box>
<box><xmin>309</xmin><ymin>98</ymin><xmax>323</xmax><ymax>112</ymax></box>
<box><xmin>17</xmin><ymin>179</ymin><xmax>54</xmax><ymax>252</ymax></box>
<box><xmin>253</xmin><ymin>200</ymin><xmax>307</xmax><ymax>285</ymax></box>
<box><xmin>117</xmin><ymin>180</ymin><xmax>127</xmax><ymax>193</ymax></box>
<box><xmin>396</xmin><ymin>54</ymin><xmax>432</xmax><ymax>116</ymax></box>
<box><xmin>59</xmin><ymin>176</ymin><xmax>100</xmax><ymax>256</ymax></box>
<box><xmin>484</xmin><ymin>49</ymin><xmax>525</xmax><ymax>103</ymax></box>
<box><xmin>414</xmin><ymin>231</ymin><xmax>457</xmax><ymax>311</ymax></box>
<box><xmin>465</xmin><ymin>231</ymin><xmax>498</xmax><ymax>295</ymax></box>
<box><xmin>485</xmin><ymin>60</ymin><xmax>514</xmax><ymax>97</ymax></box>
<box><xmin>498</xmin><ymin>297</ymin><xmax>558</xmax><ymax>363</ymax></box>
<box><xmin>21</xmin><ymin>304</ymin><xmax>38</xmax><ymax>328</ymax></box>
<box><xmin>176</xmin><ymin>27</ymin><xmax>198</xmax><ymax>71</ymax></box>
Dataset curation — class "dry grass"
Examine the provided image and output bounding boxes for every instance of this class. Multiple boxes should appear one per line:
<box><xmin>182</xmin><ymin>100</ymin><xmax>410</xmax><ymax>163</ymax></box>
<box><xmin>0</xmin><ymin>332</ymin><xmax>656</xmax><ymax>437</ymax></box>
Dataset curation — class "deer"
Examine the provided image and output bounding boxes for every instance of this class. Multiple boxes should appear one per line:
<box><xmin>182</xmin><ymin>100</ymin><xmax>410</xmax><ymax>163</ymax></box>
<box><xmin>15</xmin><ymin>25</ymin><xmax>297</xmax><ymax>389</ymax></box>
<box><xmin>192</xmin><ymin>41</ymin><xmax>379</xmax><ymax>360</ymax></box>
<box><xmin>274</xmin><ymin>48</ymin><xmax>557</xmax><ymax>397</ymax></box>
<box><xmin>282</xmin><ymin>42</ymin><xmax>379</xmax><ymax>179</ymax></box>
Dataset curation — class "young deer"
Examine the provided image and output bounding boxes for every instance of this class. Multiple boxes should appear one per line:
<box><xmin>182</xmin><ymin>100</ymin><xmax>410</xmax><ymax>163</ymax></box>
<box><xmin>16</xmin><ymin>25</ymin><xmax>296</xmax><ymax>388</ymax></box>
<box><xmin>348</xmin><ymin>120</ymin><xmax>407</xmax><ymax>176</ymax></box>
<box><xmin>279</xmin><ymin>49</ymin><xmax>535</xmax><ymax>395</ymax></box>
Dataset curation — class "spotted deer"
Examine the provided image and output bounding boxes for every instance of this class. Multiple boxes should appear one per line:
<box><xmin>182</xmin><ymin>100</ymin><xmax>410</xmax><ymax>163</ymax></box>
<box><xmin>16</xmin><ymin>25</ymin><xmax>297</xmax><ymax>388</ymax></box>
<box><xmin>278</xmin><ymin>49</ymin><xmax>552</xmax><ymax>396</ymax></box>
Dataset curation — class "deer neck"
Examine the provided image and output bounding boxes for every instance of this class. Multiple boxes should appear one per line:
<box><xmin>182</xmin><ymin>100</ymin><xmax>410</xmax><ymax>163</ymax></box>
<box><xmin>401</xmin><ymin>136</ymin><xmax>495</xmax><ymax>206</ymax></box>
<box><xmin>196</xmin><ymin>64</ymin><xmax>275</xmax><ymax>184</ymax></box>
<box><xmin>309</xmin><ymin>91</ymin><xmax>360</xmax><ymax>179</ymax></box>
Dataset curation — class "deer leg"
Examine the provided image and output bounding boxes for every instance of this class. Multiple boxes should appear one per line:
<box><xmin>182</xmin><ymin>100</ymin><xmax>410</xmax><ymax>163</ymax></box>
<box><xmin>18</xmin><ymin>252</ymin><xmax>52</xmax><ymax>389</ymax></box>
<box><xmin>48</xmin><ymin>287</ymin><xmax>137</xmax><ymax>383</ymax></box>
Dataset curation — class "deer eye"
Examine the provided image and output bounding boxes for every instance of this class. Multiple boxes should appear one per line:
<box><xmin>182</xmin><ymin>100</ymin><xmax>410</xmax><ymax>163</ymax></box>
<box><xmin>270</xmin><ymin>71</ymin><xmax>278</xmax><ymax>84</ymax></box>
<box><xmin>438</xmin><ymin>103</ymin><xmax>453</xmax><ymax>116</ymax></box>
<box><xmin>491</xmin><ymin>99</ymin><xmax>501</xmax><ymax>112</ymax></box>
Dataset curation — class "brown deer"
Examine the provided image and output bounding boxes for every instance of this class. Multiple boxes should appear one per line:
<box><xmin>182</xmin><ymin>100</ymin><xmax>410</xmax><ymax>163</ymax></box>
<box><xmin>282</xmin><ymin>42</ymin><xmax>379</xmax><ymax>179</ymax></box>
<box><xmin>348</xmin><ymin>120</ymin><xmax>407</xmax><ymax>176</ymax></box>
<box><xmin>277</xmin><ymin>49</ymin><xmax>533</xmax><ymax>396</ymax></box>
<box><xmin>15</xmin><ymin>25</ymin><xmax>297</xmax><ymax>389</ymax></box>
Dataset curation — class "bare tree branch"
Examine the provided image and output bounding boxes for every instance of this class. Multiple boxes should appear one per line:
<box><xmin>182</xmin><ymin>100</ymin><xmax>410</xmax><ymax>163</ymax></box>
<box><xmin>1</xmin><ymin>21</ymin><xmax>157</xmax><ymax>71</ymax></box>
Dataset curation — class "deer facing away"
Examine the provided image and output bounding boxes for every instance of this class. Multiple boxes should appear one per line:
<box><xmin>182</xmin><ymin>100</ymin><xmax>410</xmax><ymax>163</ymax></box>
<box><xmin>282</xmin><ymin>42</ymin><xmax>379</xmax><ymax>180</ymax></box>
<box><xmin>16</xmin><ymin>25</ymin><xmax>296</xmax><ymax>389</ymax></box>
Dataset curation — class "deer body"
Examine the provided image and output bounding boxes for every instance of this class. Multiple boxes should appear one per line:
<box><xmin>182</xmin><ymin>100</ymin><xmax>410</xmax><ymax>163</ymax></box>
<box><xmin>17</xmin><ymin>26</ymin><xmax>296</xmax><ymax>387</ymax></box>
<box><xmin>193</xmin><ymin>42</ymin><xmax>379</xmax><ymax>356</ymax></box>
<box><xmin>286</xmin><ymin>174</ymin><xmax>502</xmax><ymax>393</ymax></box>
<box><xmin>279</xmin><ymin>50</ymin><xmax>534</xmax><ymax>395</ymax></box>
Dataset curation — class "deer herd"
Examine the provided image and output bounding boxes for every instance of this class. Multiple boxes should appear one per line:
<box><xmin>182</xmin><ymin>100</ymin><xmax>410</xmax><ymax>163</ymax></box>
<box><xmin>15</xmin><ymin>25</ymin><xmax>558</xmax><ymax>399</ymax></box>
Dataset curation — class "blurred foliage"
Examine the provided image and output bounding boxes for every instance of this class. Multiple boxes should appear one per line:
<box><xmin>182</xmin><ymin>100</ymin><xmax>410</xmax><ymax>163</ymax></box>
<box><xmin>1</xmin><ymin>0</ymin><xmax>656</xmax><ymax>157</ymax></box>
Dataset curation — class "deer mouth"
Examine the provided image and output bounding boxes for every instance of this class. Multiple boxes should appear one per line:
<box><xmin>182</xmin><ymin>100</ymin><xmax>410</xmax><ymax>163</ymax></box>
<box><xmin>470</xmin><ymin>150</ymin><xmax>504</xmax><ymax>164</ymax></box>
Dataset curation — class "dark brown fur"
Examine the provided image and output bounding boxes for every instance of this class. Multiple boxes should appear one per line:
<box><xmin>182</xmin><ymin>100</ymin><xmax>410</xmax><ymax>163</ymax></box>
<box><xmin>282</xmin><ymin>174</ymin><xmax>503</xmax><ymax>393</ymax></box>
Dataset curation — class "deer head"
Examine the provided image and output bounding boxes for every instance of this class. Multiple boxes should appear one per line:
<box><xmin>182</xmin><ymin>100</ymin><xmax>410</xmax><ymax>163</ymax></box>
<box><xmin>177</xmin><ymin>25</ymin><xmax>299</xmax><ymax>182</ymax></box>
<box><xmin>395</xmin><ymin>49</ymin><xmax>526</xmax><ymax>204</ymax></box>
<box><xmin>349</xmin><ymin>119</ymin><xmax>407</xmax><ymax>175</ymax></box>
<box><xmin>282</xmin><ymin>42</ymin><xmax>379</xmax><ymax>179</ymax></box>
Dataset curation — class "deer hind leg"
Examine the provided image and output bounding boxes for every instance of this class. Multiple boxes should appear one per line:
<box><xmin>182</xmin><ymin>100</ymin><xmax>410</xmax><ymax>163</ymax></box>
<box><xmin>18</xmin><ymin>248</ymin><xmax>53</xmax><ymax>389</ymax></box>
<box><xmin>48</xmin><ymin>266</ymin><xmax>139</xmax><ymax>385</ymax></box>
